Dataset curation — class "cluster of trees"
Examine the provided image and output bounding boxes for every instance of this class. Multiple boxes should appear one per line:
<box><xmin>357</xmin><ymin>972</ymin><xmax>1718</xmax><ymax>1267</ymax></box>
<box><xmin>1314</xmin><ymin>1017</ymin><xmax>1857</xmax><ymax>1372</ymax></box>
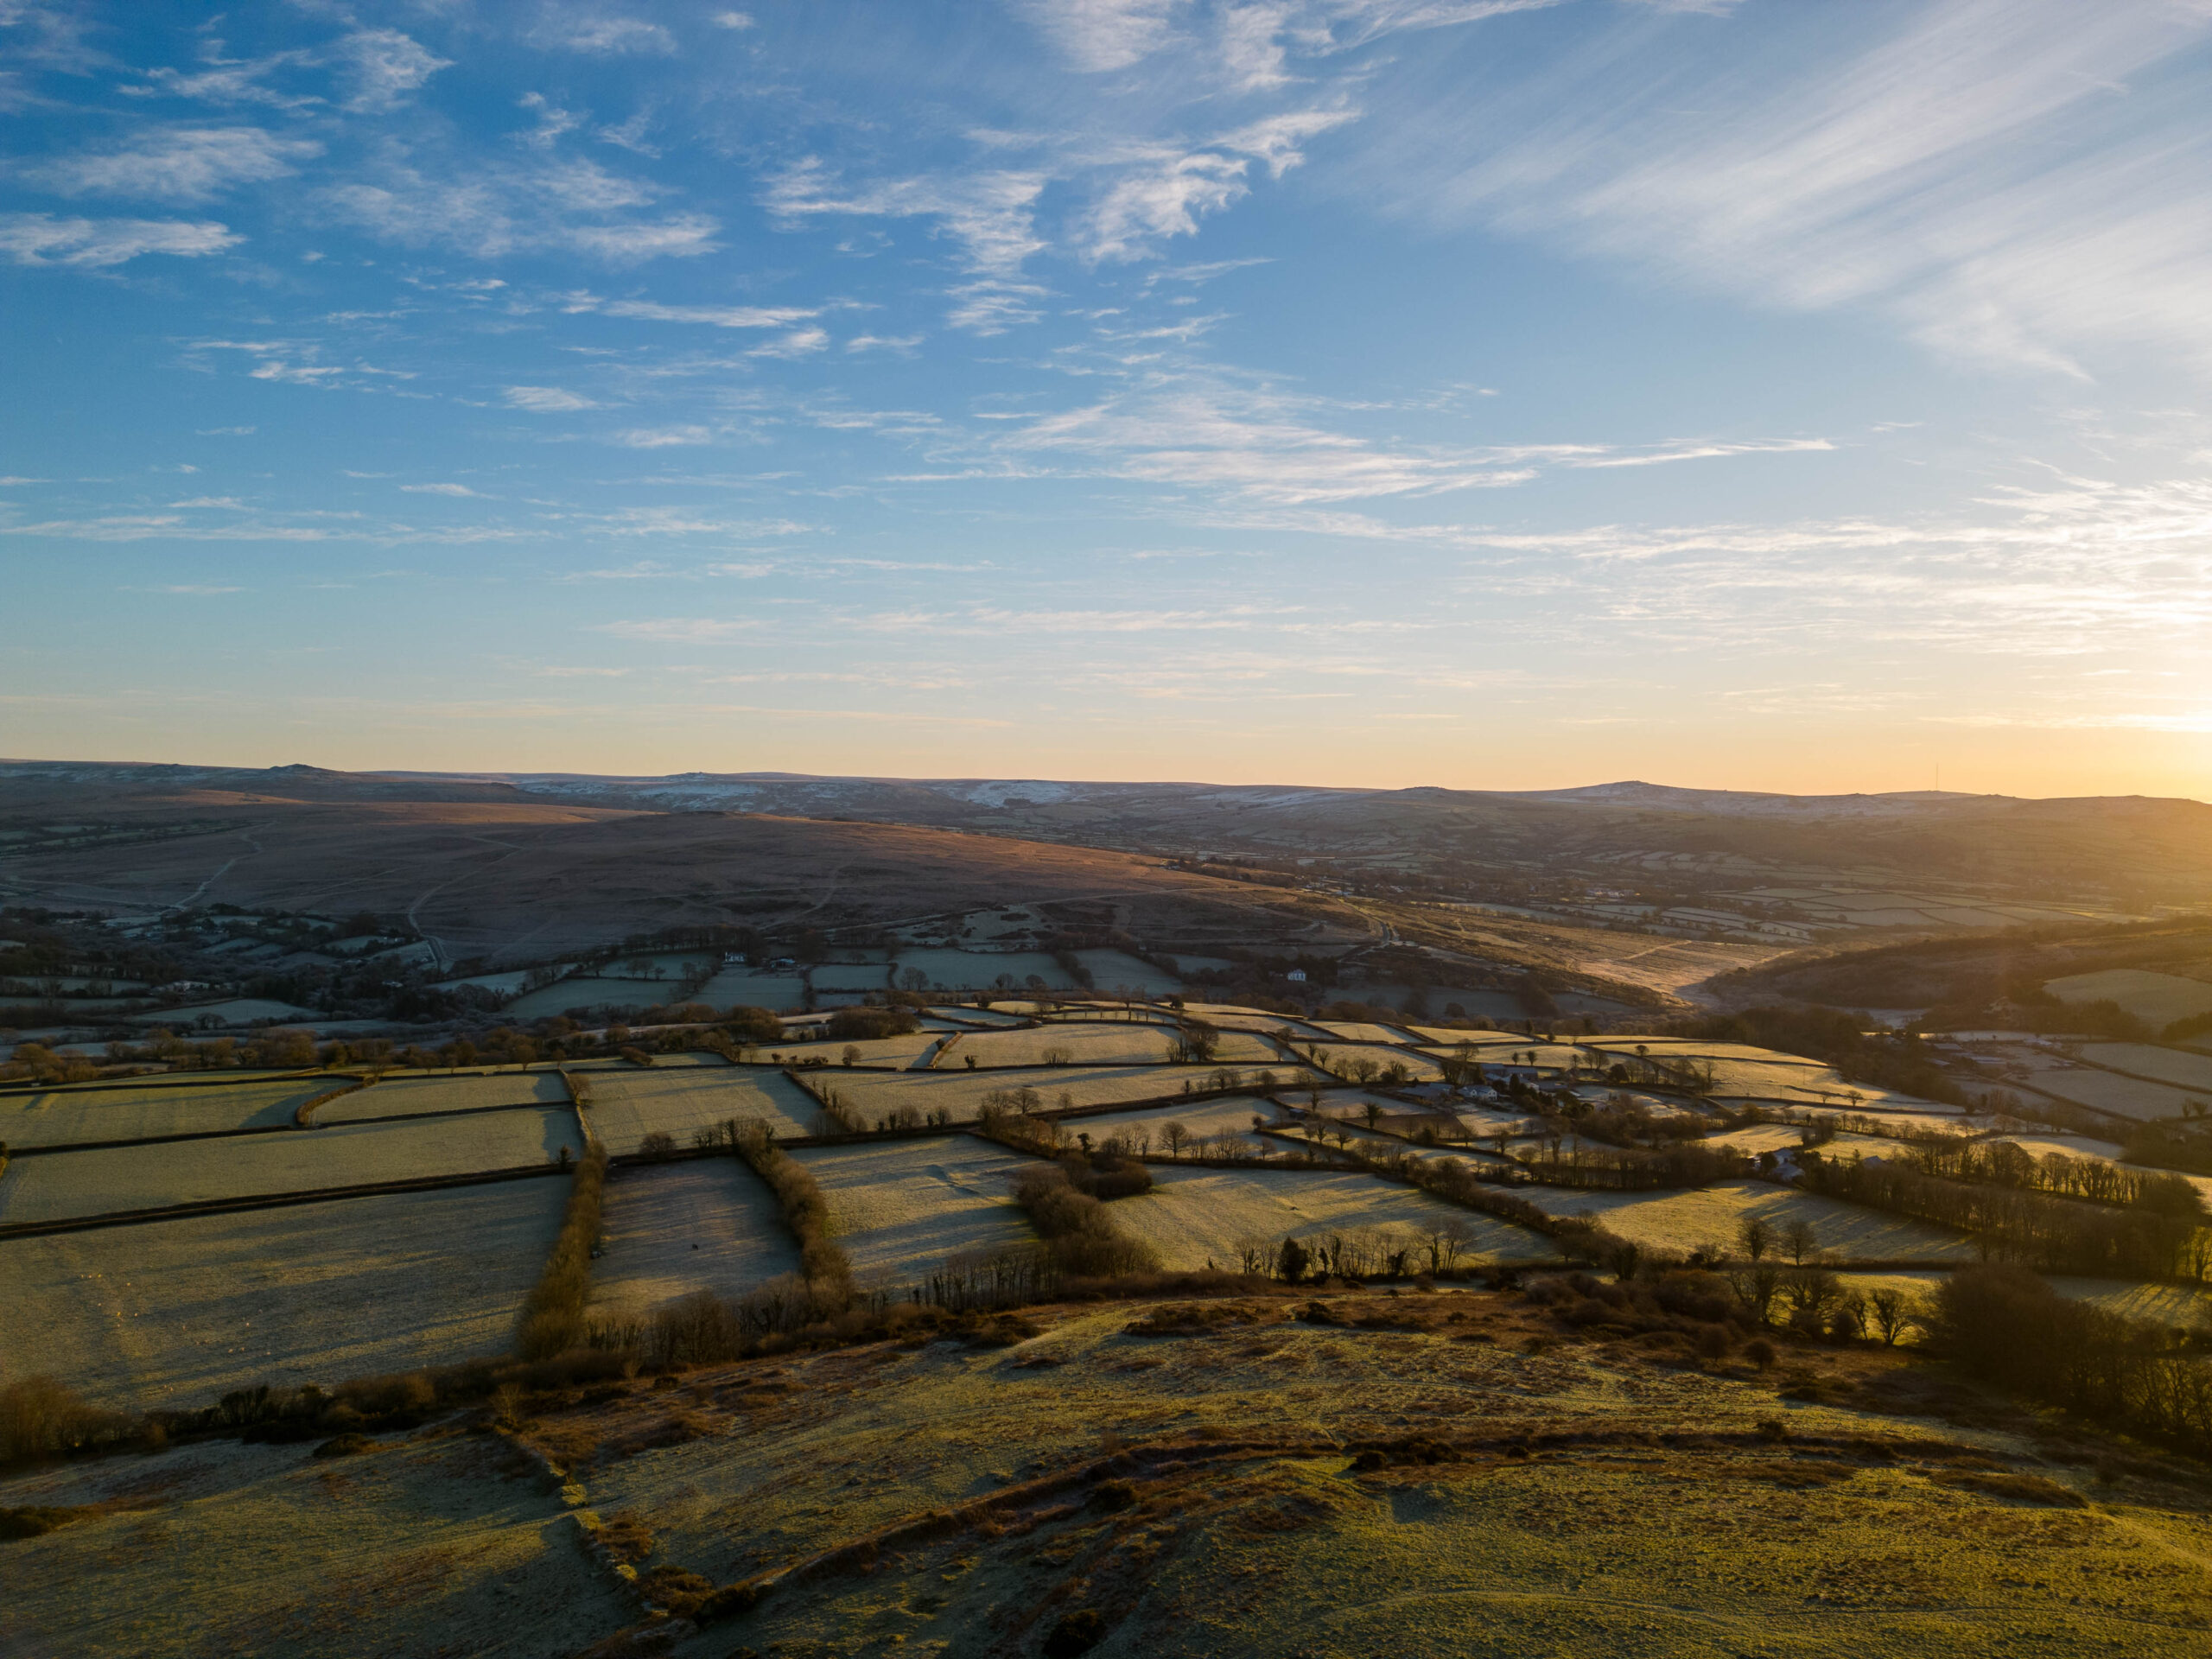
<box><xmin>1901</xmin><ymin>1136</ymin><xmax>2203</xmax><ymax>1213</ymax></box>
<box><xmin>711</xmin><ymin>1117</ymin><xmax>852</xmax><ymax>1290</ymax></box>
<box><xmin>2123</xmin><ymin>1120</ymin><xmax>2212</xmax><ymax>1177</ymax></box>
<box><xmin>1799</xmin><ymin>1149</ymin><xmax>2211</xmax><ymax>1280</ymax></box>
<box><xmin>1927</xmin><ymin>1264</ymin><xmax>2212</xmax><ymax>1449</ymax></box>
<box><xmin>1510</xmin><ymin>1136</ymin><xmax>1751</xmax><ymax>1192</ymax></box>
<box><xmin>1011</xmin><ymin>1166</ymin><xmax>1160</xmax><ymax>1277</ymax></box>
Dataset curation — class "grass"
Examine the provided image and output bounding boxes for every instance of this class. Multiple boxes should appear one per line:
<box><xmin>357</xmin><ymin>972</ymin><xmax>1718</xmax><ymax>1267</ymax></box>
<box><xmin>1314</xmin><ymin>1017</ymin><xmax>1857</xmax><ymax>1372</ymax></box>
<box><xmin>519</xmin><ymin>1289</ymin><xmax>2212</xmax><ymax>1659</ymax></box>
<box><xmin>804</xmin><ymin>1064</ymin><xmax>1316</xmax><ymax>1127</ymax></box>
<box><xmin>0</xmin><ymin>1180</ymin><xmax>570</xmax><ymax>1408</ymax></box>
<box><xmin>2076</xmin><ymin>1043</ymin><xmax>2212</xmax><ymax>1093</ymax></box>
<box><xmin>938</xmin><ymin>1025</ymin><xmax>1281</xmax><ymax>1069</ymax></box>
<box><xmin>0</xmin><ymin>1428</ymin><xmax>635</xmax><ymax>1656</ymax></box>
<box><xmin>2023</xmin><ymin>1065</ymin><xmax>2202</xmax><ymax>1123</ymax></box>
<box><xmin>582</xmin><ymin>1068</ymin><xmax>823</xmax><ymax>1153</ymax></box>
<box><xmin>1517</xmin><ymin>1179</ymin><xmax>1978</xmax><ymax>1262</ymax></box>
<box><xmin>1109</xmin><ymin>1164</ymin><xmax>1556</xmax><ymax>1272</ymax></box>
<box><xmin>318</xmin><ymin>1071</ymin><xmax>570</xmax><ymax>1122</ymax></box>
<box><xmin>787</xmin><ymin>1138</ymin><xmax>1049</xmax><ymax>1282</ymax></box>
<box><xmin>0</xmin><ymin>1107</ymin><xmax>580</xmax><ymax>1226</ymax></box>
<box><xmin>0</xmin><ymin>1078</ymin><xmax>340</xmax><ymax>1149</ymax></box>
<box><xmin>2045</xmin><ymin>969</ymin><xmax>2212</xmax><ymax>1027</ymax></box>
<box><xmin>585</xmin><ymin>1160</ymin><xmax>802</xmax><ymax>1318</ymax></box>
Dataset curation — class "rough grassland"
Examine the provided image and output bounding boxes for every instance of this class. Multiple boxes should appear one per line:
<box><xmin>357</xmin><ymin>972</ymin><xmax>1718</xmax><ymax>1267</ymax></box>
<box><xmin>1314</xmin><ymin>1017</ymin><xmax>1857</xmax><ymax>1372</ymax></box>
<box><xmin>585</xmin><ymin>1160</ymin><xmax>802</xmax><ymax>1317</ymax></box>
<box><xmin>1110</xmin><ymin>1165</ymin><xmax>1555</xmax><ymax>1271</ymax></box>
<box><xmin>941</xmin><ymin>1024</ymin><xmax>1280</xmax><ymax>1069</ymax></box>
<box><xmin>787</xmin><ymin>1138</ymin><xmax>1046</xmax><ymax>1283</ymax></box>
<box><xmin>531</xmin><ymin>1291</ymin><xmax>2212</xmax><ymax>1659</ymax></box>
<box><xmin>0</xmin><ymin>1108</ymin><xmax>578</xmax><ymax>1225</ymax></box>
<box><xmin>583</xmin><ymin>1068</ymin><xmax>823</xmax><ymax>1153</ymax></box>
<box><xmin>0</xmin><ymin>1180</ymin><xmax>569</xmax><ymax>1408</ymax></box>
<box><xmin>0</xmin><ymin>1078</ymin><xmax>340</xmax><ymax>1149</ymax></box>
<box><xmin>0</xmin><ymin>1433</ymin><xmax>632</xmax><ymax>1658</ymax></box>
<box><xmin>1520</xmin><ymin>1179</ymin><xmax>1977</xmax><ymax>1262</ymax></box>
<box><xmin>815</xmin><ymin>1065</ymin><xmax>1317</xmax><ymax>1126</ymax></box>
<box><xmin>319</xmin><ymin>1070</ymin><xmax>570</xmax><ymax>1122</ymax></box>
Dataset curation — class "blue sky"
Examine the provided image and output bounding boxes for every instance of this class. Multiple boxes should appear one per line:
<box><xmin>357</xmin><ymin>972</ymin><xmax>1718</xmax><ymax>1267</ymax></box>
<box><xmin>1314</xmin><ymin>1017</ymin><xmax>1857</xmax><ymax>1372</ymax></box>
<box><xmin>4</xmin><ymin>0</ymin><xmax>2210</xmax><ymax>798</ymax></box>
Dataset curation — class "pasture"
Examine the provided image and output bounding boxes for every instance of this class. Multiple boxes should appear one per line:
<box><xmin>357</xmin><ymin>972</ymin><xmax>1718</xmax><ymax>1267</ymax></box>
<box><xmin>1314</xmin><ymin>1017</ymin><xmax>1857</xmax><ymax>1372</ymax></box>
<box><xmin>1110</xmin><ymin>1164</ymin><xmax>1557</xmax><ymax>1272</ymax></box>
<box><xmin>585</xmin><ymin>1160</ymin><xmax>800</xmax><ymax>1316</ymax></box>
<box><xmin>788</xmin><ymin>1138</ymin><xmax>1045</xmax><ymax>1281</ymax></box>
<box><xmin>810</xmin><ymin>1063</ymin><xmax>1313</xmax><ymax>1127</ymax></box>
<box><xmin>934</xmin><ymin>1023</ymin><xmax>1280</xmax><ymax>1069</ymax></box>
<box><xmin>2076</xmin><ymin>1042</ymin><xmax>2212</xmax><ymax>1094</ymax></box>
<box><xmin>502</xmin><ymin>976</ymin><xmax>680</xmax><ymax>1019</ymax></box>
<box><xmin>2023</xmin><ymin>1064</ymin><xmax>2202</xmax><ymax>1123</ymax></box>
<box><xmin>0</xmin><ymin>1077</ymin><xmax>339</xmax><ymax>1148</ymax></box>
<box><xmin>0</xmin><ymin>1179</ymin><xmax>569</xmax><ymax>1408</ymax></box>
<box><xmin>1518</xmin><ymin>1179</ymin><xmax>1976</xmax><ymax>1262</ymax></box>
<box><xmin>583</xmin><ymin>1068</ymin><xmax>824</xmax><ymax>1154</ymax></box>
<box><xmin>0</xmin><ymin>1107</ymin><xmax>579</xmax><ymax>1226</ymax></box>
<box><xmin>321</xmin><ymin>1070</ymin><xmax>570</xmax><ymax>1122</ymax></box>
<box><xmin>2046</xmin><ymin>969</ymin><xmax>2212</xmax><ymax>1027</ymax></box>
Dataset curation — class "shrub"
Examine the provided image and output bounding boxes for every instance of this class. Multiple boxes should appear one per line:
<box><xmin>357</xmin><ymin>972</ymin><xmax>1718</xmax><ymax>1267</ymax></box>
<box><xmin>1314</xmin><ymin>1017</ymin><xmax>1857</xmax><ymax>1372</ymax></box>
<box><xmin>0</xmin><ymin>1506</ymin><xmax>87</xmax><ymax>1539</ymax></box>
<box><xmin>1014</xmin><ymin>1167</ymin><xmax>1160</xmax><ymax>1278</ymax></box>
<box><xmin>1743</xmin><ymin>1338</ymin><xmax>1777</xmax><ymax>1370</ymax></box>
<box><xmin>0</xmin><ymin>1376</ymin><xmax>135</xmax><ymax>1465</ymax></box>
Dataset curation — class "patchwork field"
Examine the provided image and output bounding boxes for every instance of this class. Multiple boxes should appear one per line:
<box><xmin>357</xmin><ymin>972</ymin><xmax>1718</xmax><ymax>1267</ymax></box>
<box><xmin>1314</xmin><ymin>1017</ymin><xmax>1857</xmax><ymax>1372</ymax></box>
<box><xmin>586</xmin><ymin>1160</ymin><xmax>800</xmax><ymax>1317</ymax></box>
<box><xmin>936</xmin><ymin>1023</ymin><xmax>1281</xmax><ymax>1069</ymax></box>
<box><xmin>2076</xmin><ymin>1043</ymin><xmax>2212</xmax><ymax>1094</ymax></box>
<box><xmin>788</xmin><ymin>1137</ymin><xmax>1046</xmax><ymax>1281</ymax></box>
<box><xmin>1111</xmin><ymin>1164</ymin><xmax>1558</xmax><ymax>1272</ymax></box>
<box><xmin>1520</xmin><ymin>1179</ymin><xmax>1976</xmax><ymax>1262</ymax></box>
<box><xmin>892</xmin><ymin>949</ymin><xmax>1082</xmax><ymax>990</ymax></box>
<box><xmin>583</xmin><ymin>1068</ymin><xmax>824</xmax><ymax>1153</ymax></box>
<box><xmin>691</xmin><ymin>968</ymin><xmax>806</xmax><ymax>1008</ymax></box>
<box><xmin>1310</xmin><ymin>1045</ymin><xmax>1445</xmax><ymax>1082</ymax></box>
<box><xmin>2024</xmin><ymin>1064</ymin><xmax>2202</xmax><ymax>1122</ymax></box>
<box><xmin>0</xmin><ymin>1108</ymin><xmax>578</xmax><ymax>1226</ymax></box>
<box><xmin>0</xmin><ymin>1179</ymin><xmax>569</xmax><ymax>1407</ymax></box>
<box><xmin>501</xmin><ymin>976</ymin><xmax>681</xmax><ymax>1019</ymax></box>
<box><xmin>320</xmin><ymin>1070</ymin><xmax>570</xmax><ymax>1122</ymax></box>
<box><xmin>2046</xmin><ymin>968</ymin><xmax>2212</xmax><ymax>1027</ymax></box>
<box><xmin>768</xmin><ymin>1032</ymin><xmax>946</xmax><ymax>1068</ymax></box>
<box><xmin>0</xmin><ymin>1077</ymin><xmax>339</xmax><ymax>1149</ymax></box>
<box><xmin>812</xmin><ymin>1064</ymin><xmax>1316</xmax><ymax>1126</ymax></box>
<box><xmin>1072</xmin><ymin>1094</ymin><xmax>1297</xmax><ymax>1155</ymax></box>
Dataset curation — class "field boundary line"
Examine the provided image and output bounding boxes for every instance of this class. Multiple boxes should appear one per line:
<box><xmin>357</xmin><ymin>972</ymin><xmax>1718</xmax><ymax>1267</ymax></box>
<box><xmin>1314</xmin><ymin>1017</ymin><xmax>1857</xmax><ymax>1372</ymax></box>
<box><xmin>0</xmin><ymin>1067</ymin><xmax>338</xmax><ymax>1099</ymax></box>
<box><xmin>0</xmin><ymin>1163</ymin><xmax>569</xmax><ymax>1240</ymax></box>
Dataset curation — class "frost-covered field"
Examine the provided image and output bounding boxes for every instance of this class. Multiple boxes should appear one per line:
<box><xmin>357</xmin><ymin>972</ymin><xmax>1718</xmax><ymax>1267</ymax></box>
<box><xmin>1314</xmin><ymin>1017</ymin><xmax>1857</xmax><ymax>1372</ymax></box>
<box><xmin>0</xmin><ymin>1108</ymin><xmax>578</xmax><ymax>1225</ymax></box>
<box><xmin>1109</xmin><ymin>1165</ymin><xmax>1556</xmax><ymax>1272</ymax></box>
<box><xmin>937</xmin><ymin>1023</ymin><xmax>1280</xmax><ymax>1069</ymax></box>
<box><xmin>0</xmin><ymin>1077</ymin><xmax>337</xmax><ymax>1148</ymax></box>
<box><xmin>322</xmin><ymin>1070</ymin><xmax>570</xmax><ymax>1122</ymax></box>
<box><xmin>1518</xmin><ymin>1179</ymin><xmax>1975</xmax><ymax>1262</ymax></box>
<box><xmin>585</xmin><ymin>1160</ymin><xmax>800</xmax><ymax>1315</ymax></box>
<box><xmin>2076</xmin><ymin>1043</ymin><xmax>2212</xmax><ymax>1094</ymax></box>
<box><xmin>2024</xmin><ymin>1064</ymin><xmax>2201</xmax><ymax>1123</ymax></box>
<box><xmin>0</xmin><ymin>1180</ymin><xmax>569</xmax><ymax>1408</ymax></box>
<box><xmin>582</xmin><ymin>1068</ymin><xmax>823</xmax><ymax>1153</ymax></box>
<box><xmin>789</xmin><ymin>1138</ymin><xmax>1045</xmax><ymax>1281</ymax></box>
<box><xmin>819</xmin><ymin>1064</ymin><xmax>1322</xmax><ymax>1126</ymax></box>
<box><xmin>2044</xmin><ymin>969</ymin><xmax>2212</xmax><ymax>1027</ymax></box>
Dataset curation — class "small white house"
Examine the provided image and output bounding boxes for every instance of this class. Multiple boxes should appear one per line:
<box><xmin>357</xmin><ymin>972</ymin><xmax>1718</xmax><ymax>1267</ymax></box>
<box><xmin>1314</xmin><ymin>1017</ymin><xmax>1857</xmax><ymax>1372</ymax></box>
<box><xmin>1285</xmin><ymin>969</ymin><xmax>1306</xmax><ymax>983</ymax></box>
<box><xmin>721</xmin><ymin>951</ymin><xmax>749</xmax><ymax>966</ymax></box>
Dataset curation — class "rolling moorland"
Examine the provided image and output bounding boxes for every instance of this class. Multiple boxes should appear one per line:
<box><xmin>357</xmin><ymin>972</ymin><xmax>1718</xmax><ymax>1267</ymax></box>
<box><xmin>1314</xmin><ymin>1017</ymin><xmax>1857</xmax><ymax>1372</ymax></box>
<box><xmin>5</xmin><ymin>762</ymin><xmax>2212</xmax><ymax>1656</ymax></box>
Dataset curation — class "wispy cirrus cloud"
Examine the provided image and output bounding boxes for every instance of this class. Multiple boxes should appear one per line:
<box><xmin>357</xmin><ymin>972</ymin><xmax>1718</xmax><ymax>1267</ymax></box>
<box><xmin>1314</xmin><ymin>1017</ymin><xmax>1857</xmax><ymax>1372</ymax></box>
<box><xmin>1364</xmin><ymin>0</ymin><xmax>2212</xmax><ymax>372</ymax></box>
<box><xmin>27</xmin><ymin>125</ymin><xmax>321</xmax><ymax>203</ymax></box>
<box><xmin>0</xmin><ymin>212</ymin><xmax>238</xmax><ymax>264</ymax></box>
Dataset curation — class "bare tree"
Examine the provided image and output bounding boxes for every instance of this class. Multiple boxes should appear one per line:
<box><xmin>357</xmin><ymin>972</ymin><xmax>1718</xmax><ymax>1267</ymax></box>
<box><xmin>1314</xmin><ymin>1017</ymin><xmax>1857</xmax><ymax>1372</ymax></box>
<box><xmin>1736</xmin><ymin>1215</ymin><xmax>1772</xmax><ymax>1263</ymax></box>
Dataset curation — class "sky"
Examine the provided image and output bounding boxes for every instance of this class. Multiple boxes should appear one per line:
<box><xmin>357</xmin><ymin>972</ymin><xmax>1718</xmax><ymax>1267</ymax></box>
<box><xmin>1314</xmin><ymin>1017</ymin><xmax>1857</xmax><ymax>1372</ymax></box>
<box><xmin>3</xmin><ymin>0</ymin><xmax>2210</xmax><ymax>801</ymax></box>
